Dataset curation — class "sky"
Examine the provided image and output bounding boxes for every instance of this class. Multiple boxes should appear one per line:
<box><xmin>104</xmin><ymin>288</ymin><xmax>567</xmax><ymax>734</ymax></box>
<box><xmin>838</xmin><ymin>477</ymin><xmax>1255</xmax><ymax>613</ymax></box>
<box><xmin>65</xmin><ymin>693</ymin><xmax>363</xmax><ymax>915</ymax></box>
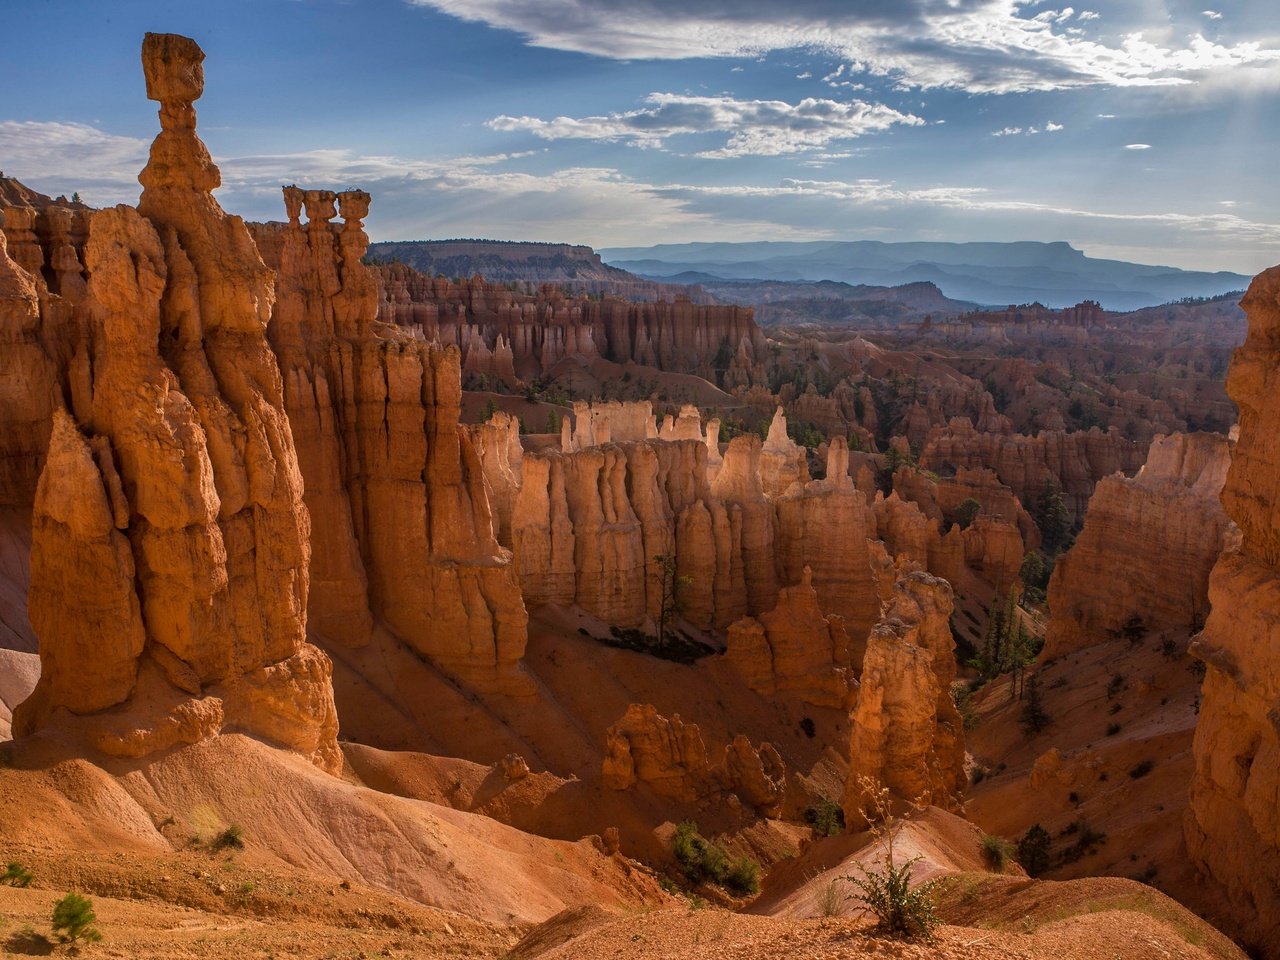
<box><xmin>2</xmin><ymin>0</ymin><xmax>1279</xmax><ymax>273</ymax></box>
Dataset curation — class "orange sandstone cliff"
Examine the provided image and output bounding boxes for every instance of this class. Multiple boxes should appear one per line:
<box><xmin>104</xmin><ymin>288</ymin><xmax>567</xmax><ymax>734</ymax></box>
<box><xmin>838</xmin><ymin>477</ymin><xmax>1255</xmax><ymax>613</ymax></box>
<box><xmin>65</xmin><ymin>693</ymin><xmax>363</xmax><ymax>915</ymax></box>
<box><xmin>11</xmin><ymin>33</ymin><xmax>339</xmax><ymax>772</ymax></box>
<box><xmin>1187</xmin><ymin>269</ymin><xmax>1280</xmax><ymax>955</ymax></box>
<box><xmin>1045</xmin><ymin>431</ymin><xmax>1233</xmax><ymax>659</ymax></box>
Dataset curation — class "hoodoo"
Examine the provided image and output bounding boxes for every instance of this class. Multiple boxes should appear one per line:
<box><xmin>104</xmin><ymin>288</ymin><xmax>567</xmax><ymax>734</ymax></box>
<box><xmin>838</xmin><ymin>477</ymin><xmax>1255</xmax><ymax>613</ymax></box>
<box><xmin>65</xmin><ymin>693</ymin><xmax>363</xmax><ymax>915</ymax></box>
<box><xmin>12</xmin><ymin>33</ymin><xmax>339</xmax><ymax>772</ymax></box>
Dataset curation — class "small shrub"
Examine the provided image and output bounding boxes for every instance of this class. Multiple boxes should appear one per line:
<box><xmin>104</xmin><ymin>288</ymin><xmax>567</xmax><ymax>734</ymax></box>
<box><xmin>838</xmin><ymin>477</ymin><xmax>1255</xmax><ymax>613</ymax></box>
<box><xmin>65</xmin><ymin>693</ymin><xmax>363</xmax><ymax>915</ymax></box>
<box><xmin>1120</xmin><ymin>615</ymin><xmax>1147</xmax><ymax>647</ymax></box>
<box><xmin>1059</xmin><ymin>820</ymin><xmax>1107</xmax><ymax>864</ymax></box>
<box><xmin>805</xmin><ymin>797</ymin><xmax>845</xmax><ymax>837</ymax></box>
<box><xmin>1</xmin><ymin>861</ymin><xmax>33</xmax><ymax>887</ymax></box>
<box><xmin>724</xmin><ymin>856</ymin><xmax>761</xmax><ymax>896</ymax></box>
<box><xmin>672</xmin><ymin>821</ymin><xmax>702</xmax><ymax>877</ymax></box>
<box><xmin>980</xmin><ymin>833</ymin><xmax>1015</xmax><ymax>872</ymax></box>
<box><xmin>799</xmin><ymin>717</ymin><xmax>816</xmax><ymax>739</ymax></box>
<box><xmin>841</xmin><ymin>777</ymin><xmax>940</xmax><ymax>940</ymax></box>
<box><xmin>698</xmin><ymin>839</ymin><xmax>730</xmax><ymax>885</ymax></box>
<box><xmin>1106</xmin><ymin>722</ymin><xmax>1122</xmax><ymax>736</ymax></box>
<box><xmin>1129</xmin><ymin>760</ymin><xmax>1155</xmax><ymax>779</ymax></box>
<box><xmin>211</xmin><ymin>823</ymin><xmax>245</xmax><ymax>851</ymax></box>
<box><xmin>815</xmin><ymin>878</ymin><xmax>845</xmax><ymax>918</ymax></box>
<box><xmin>1156</xmin><ymin>637</ymin><xmax>1179</xmax><ymax>659</ymax></box>
<box><xmin>51</xmin><ymin>892</ymin><xmax>102</xmax><ymax>943</ymax></box>
<box><xmin>1106</xmin><ymin>673</ymin><xmax>1126</xmax><ymax>700</ymax></box>
<box><xmin>1016</xmin><ymin>824</ymin><xmax>1052</xmax><ymax>877</ymax></box>
<box><xmin>671</xmin><ymin>821</ymin><xmax>759</xmax><ymax>897</ymax></box>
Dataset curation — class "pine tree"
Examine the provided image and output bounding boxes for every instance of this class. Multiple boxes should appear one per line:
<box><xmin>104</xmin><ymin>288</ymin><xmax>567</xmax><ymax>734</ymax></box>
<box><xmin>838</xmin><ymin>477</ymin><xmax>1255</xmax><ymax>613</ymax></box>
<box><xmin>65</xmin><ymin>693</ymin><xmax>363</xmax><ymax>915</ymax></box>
<box><xmin>1034</xmin><ymin>481</ymin><xmax>1071</xmax><ymax>552</ymax></box>
<box><xmin>1020</xmin><ymin>674</ymin><xmax>1051</xmax><ymax>734</ymax></box>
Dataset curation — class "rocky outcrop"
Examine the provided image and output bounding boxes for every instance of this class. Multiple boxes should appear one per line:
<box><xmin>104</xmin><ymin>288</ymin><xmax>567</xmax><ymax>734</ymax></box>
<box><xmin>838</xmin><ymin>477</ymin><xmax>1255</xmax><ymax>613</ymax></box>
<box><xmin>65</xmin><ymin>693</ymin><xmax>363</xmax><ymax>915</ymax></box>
<box><xmin>466</xmin><ymin>410</ymin><xmax>523</xmax><ymax>548</ymax></box>
<box><xmin>512</xmin><ymin>438</ymin><xmax>762</xmax><ymax>629</ymax></box>
<box><xmin>12</xmin><ymin>34</ymin><xmax>339</xmax><ymax>773</ymax></box>
<box><xmin>1187</xmin><ymin>269</ymin><xmax>1280</xmax><ymax>955</ymax></box>
<box><xmin>251</xmin><ymin>187</ymin><xmax>530</xmax><ymax>694</ymax></box>
<box><xmin>921</xmin><ymin>418</ymin><xmax>1147</xmax><ymax>521</ymax></box>
<box><xmin>725</xmin><ymin>567</ymin><xmax>855</xmax><ymax>709</ymax></box>
<box><xmin>844</xmin><ymin>569</ymin><xmax>965</xmax><ymax>824</ymax></box>
<box><xmin>759</xmin><ymin>407</ymin><xmax>810</xmax><ymax>497</ymax></box>
<box><xmin>1045</xmin><ymin>432</ymin><xmax>1232</xmax><ymax>659</ymax></box>
<box><xmin>601</xmin><ymin>704</ymin><xmax>785</xmax><ymax>815</ymax></box>
<box><xmin>376</xmin><ymin>262</ymin><xmax>766</xmax><ymax>386</ymax></box>
<box><xmin>773</xmin><ymin>439</ymin><xmax>881</xmax><ymax>642</ymax></box>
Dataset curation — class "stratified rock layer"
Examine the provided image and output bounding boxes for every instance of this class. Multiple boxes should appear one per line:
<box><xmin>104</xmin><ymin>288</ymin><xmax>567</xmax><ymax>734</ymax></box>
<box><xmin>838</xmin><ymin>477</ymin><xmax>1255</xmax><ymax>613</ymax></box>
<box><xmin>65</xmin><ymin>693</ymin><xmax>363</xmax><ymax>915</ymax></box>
<box><xmin>376</xmin><ymin>263</ymin><xmax>767</xmax><ymax>387</ymax></box>
<box><xmin>725</xmin><ymin>567</ymin><xmax>854</xmax><ymax>709</ymax></box>
<box><xmin>13</xmin><ymin>33</ymin><xmax>339</xmax><ymax>773</ymax></box>
<box><xmin>1187</xmin><ymin>269</ymin><xmax>1280</xmax><ymax>955</ymax></box>
<box><xmin>250</xmin><ymin>187</ymin><xmax>531</xmax><ymax>695</ymax></box>
<box><xmin>1045</xmin><ymin>433</ymin><xmax>1232</xmax><ymax>659</ymax></box>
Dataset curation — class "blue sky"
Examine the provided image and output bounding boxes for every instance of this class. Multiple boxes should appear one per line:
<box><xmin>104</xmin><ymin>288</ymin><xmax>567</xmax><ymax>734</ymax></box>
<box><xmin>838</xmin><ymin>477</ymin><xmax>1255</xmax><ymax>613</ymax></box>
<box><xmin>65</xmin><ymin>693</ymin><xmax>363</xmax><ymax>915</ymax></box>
<box><xmin>2</xmin><ymin>0</ymin><xmax>1278</xmax><ymax>272</ymax></box>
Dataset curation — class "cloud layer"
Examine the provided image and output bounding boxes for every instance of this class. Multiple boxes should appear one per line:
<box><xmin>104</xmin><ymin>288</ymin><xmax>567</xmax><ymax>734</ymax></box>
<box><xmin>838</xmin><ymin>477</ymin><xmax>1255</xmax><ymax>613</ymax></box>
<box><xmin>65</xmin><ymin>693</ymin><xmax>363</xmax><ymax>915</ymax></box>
<box><xmin>488</xmin><ymin>93</ymin><xmax>923</xmax><ymax>157</ymax></box>
<box><xmin>6</xmin><ymin>118</ymin><xmax>1276</xmax><ymax>272</ymax></box>
<box><xmin>410</xmin><ymin>0</ymin><xmax>1280</xmax><ymax>93</ymax></box>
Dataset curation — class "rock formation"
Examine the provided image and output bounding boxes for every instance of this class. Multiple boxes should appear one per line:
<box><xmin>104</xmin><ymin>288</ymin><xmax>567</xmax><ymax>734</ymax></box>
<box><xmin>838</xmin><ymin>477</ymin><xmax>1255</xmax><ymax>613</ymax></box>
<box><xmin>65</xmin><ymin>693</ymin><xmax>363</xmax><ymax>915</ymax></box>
<box><xmin>725</xmin><ymin>567</ymin><xmax>855</xmax><ymax>709</ymax></box>
<box><xmin>921</xmin><ymin>418</ymin><xmax>1147</xmax><ymax>521</ymax></box>
<box><xmin>772</xmin><ymin>439</ymin><xmax>881</xmax><ymax>642</ymax></box>
<box><xmin>1187</xmin><ymin>269</ymin><xmax>1280</xmax><ymax>955</ymax></box>
<box><xmin>251</xmin><ymin>188</ymin><xmax>531</xmax><ymax>694</ymax></box>
<box><xmin>601</xmin><ymin>704</ymin><xmax>786</xmax><ymax>815</ymax></box>
<box><xmin>512</xmin><ymin>438</ymin><xmax>761</xmax><ymax>629</ymax></box>
<box><xmin>12</xmin><ymin>34</ymin><xmax>339</xmax><ymax>773</ymax></box>
<box><xmin>376</xmin><ymin>262</ymin><xmax>766</xmax><ymax>386</ymax></box>
<box><xmin>1045</xmin><ymin>432</ymin><xmax>1233</xmax><ymax>659</ymax></box>
<box><xmin>759</xmin><ymin>407</ymin><xmax>810</xmax><ymax>497</ymax></box>
<box><xmin>844</xmin><ymin>569</ymin><xmax>965</xmax><ymax>823</ymax></box>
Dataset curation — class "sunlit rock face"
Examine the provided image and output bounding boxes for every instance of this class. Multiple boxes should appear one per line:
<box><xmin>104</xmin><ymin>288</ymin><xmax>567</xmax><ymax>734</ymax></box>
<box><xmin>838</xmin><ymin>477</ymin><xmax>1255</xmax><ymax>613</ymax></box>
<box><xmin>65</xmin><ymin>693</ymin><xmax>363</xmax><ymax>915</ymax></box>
<box><xmin>1187</xmin><ymin>267</ymin><xmax>1280</xmax><ymax>956</ymax></box>
<box><xmin>12</xmin><ymin>33</ymin><xmax>339</xmax><ymax>772</ymax></box>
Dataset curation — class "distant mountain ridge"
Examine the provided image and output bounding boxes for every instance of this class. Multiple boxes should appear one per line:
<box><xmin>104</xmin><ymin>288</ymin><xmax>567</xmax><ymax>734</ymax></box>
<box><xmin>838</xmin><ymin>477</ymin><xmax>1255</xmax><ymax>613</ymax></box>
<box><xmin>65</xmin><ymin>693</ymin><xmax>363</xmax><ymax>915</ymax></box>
<box><xmin>598</xmin><ymin>240</ymin><xmax>1250</xmax><ymax>311</ymax></box>
<box><xmin>367</xmin><ymin>239</ymin><xmax>710</xmax><ymax>302</ymax></box>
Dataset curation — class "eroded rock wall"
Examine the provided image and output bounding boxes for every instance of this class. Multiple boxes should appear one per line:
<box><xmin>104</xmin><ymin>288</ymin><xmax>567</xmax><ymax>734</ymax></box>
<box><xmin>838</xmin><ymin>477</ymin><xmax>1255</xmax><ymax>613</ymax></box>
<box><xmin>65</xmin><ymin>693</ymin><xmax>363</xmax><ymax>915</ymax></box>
<box><xmin>921</xmin><ymin>418</ymin><xmax>1147</xmax><ymax>521</ymax></box>
<box><xmin>1045</xmin><ymin>432</ymin><xmax>1232</xmax><ymax>659</ymax></box>
<box><xmin>1187</xmin><ymin>269</ymin><xmax>1280</xmax><ymax>955</ymax></box>
<box><xmin>251</xmin><ymin>188</ymin><xmax>530</xmax><ymax>695</ymax></box>
<box><xmin>376</xmin><ymin>262</ymin><xmax>766</xmax><ymax>387</ymax></box>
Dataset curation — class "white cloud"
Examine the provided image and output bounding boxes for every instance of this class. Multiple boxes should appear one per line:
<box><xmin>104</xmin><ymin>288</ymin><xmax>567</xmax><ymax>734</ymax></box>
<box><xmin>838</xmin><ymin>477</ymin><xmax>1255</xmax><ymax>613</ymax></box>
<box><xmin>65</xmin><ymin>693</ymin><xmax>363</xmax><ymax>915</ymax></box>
<box><xmin>1125</xmin><ymin>142</ymin><xmax>1152</xmax><ymax>149</ymax></box>
<box><xmin>0</xmin><ymin>121</ymin><xmax>149</xmax><ymax>204</ymax></box>
<box><xmin>1096</xmin><ymin>112</ymin><xmax>1117</xmax><ymax>118</ymax></box>
<box><xmin>650</xmin><ymin>175</ymin><xmax>1280</xmax><ymax>247</ymax></box>
<box><xmin>408</xmin><ymin>0</ymin><xmax>1280</xmax><ymax>94</ymax></box>
<box><xmin>1203</xmin><ymin>10</ymin><xmax>1222</xmax><ymax>19</ymax></box>
<box><xmin>992</xmin><ymin>120</ymin><xmax>1062</xmax><ymax>136</ymax></box>
<box><xmin>488</xmin><ymin>93</ymin><xmax>923</xmax><ymax>158</ymax></box>
<box><xmin>1078</xmin><ymin>10</ymin><xmax>1100</xmax><ymax>20</ymax></box>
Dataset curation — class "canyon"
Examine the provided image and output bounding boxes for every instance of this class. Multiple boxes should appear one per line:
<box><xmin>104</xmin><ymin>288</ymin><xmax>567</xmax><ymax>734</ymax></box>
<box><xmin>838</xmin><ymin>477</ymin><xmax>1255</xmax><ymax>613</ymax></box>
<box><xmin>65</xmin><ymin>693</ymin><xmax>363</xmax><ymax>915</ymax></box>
<box><xmin>0</xmin><ymin>30</ymin><xmax>1272</xmax><ymax>960</ymax></box>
